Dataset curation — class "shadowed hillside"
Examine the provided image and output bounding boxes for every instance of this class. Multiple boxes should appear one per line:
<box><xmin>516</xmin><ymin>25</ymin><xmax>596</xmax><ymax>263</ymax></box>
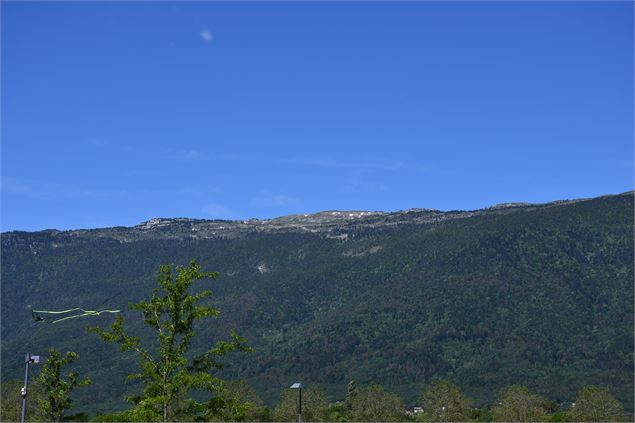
<box><xmin>2</xmin><ymin>192</ymin><xmax>633</xmax><ymax>414</ymax></box>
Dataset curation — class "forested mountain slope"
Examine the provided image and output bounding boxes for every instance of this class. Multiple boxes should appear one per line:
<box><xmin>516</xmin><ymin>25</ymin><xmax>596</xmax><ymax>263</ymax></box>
<box><xmin>2</xmin><ymin>192</ymin><xmax>633</xmax><ymax>414</ymax></box>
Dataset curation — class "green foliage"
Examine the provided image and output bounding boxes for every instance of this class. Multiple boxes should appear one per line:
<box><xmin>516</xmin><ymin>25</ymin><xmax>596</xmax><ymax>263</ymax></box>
<box><xmin>348</xmin><ymin>383</ymin><xmax>406</xmax><ymax>422</ymax></box>
<box><xmin>418</xmin><ymin>380</ymin><xmax>471</xmax><ymax>422</ymax></box>
<box><xmin>568</xmin><ymin>386</ymin><xmax>625</xmax><ymax>422</ymax></box>
<box><xmin>0</xmin><ymin>379</ymin><xmax>46</xmax><ymax>422</ymax></box>
<box><xmin>344</xmin><ymin>380</ymin><xmax>359</xmax><ymax>415</ymax></box>
<box><xmin>90</xmin><ymin>408</ymin><xmax>160</xmax><ymax>422</ymax></box>
<box><xmin>89</xmin><ymin>260</ymin><xmax>250</xmax><ymax>422</ymax></box>
<box><xmin>492</xmin><ymin>385</ymin><xmax>551</xmax><ymax>422</ymax></box>
<box><xmin>470</xmin><ymin>407</ymin><xmax>494</xmax><ymax>422</ymax></box>
<box><xmin>548</xmin><ymin>411</ymin><xmax>571</xmax><ymax>422</ymax></box>
<box><xmin>91</xmin><ymin>412</ymin><xmax>127</xmax><ymax>422</ymax></box>
<box><xmin>36</xmin><ymin>348</ymin><xmax>90</xmax><ymax>422</ymax></box>
<box><xmin>207</xmin><ymin>380</ymin><xmax>269</xmax><ymax>422</ymax></box>
<box><xmin>327</xmin><ymin>401</ymin><xmax>348</xmax><ymax>422</ymax></box>
<box><xmin>273</xmin><ymin>386</ymin><xmax>328</xmax><ymax>422</ymax></box>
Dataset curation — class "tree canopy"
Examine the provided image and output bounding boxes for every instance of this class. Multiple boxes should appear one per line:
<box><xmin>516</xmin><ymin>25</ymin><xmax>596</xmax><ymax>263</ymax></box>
<box><xmin>273</xmin><ymin>385</ymin><xmax>329</xmax><ymax>422</ymax></box>
<box><xmin>492</xmin><ymin>385</ymin><xmax>551</xmax><ymax>422</ymax></box>
<box><xmin>36</xmin><ymin>348</ymin><xmax>90</xmax><ymax>422</ymax></box>
<box><xmin>348</xmin><ymin>383</ymin><xmax>405</xmax><ymax>422</ymax></box>
<box><xmin>569</xmin><ymin>386</ymin><xmax>625</xmax><ymax>422</ymax></box>
<box><xmin>90</xmin><ymin>260</ymin><xmax>250</xmax><ymax>422</ymax></box>
<box><xmin>419</xmin><ymin>380</ymin><xmax>472</xmax><ymax>422</ymax></box>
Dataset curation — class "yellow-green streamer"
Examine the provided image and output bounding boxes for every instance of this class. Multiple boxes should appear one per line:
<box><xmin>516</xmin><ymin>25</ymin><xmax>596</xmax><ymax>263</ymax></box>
<box><xmin>32</xmin><ymin>308</ymin><xmax>120</xmax><ymax>324</ymax></box>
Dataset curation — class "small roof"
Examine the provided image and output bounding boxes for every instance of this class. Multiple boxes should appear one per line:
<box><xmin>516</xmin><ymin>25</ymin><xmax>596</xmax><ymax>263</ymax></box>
<box><xmin>290</xmin><ymin>382</ymin><xmax>304</xmax><ymax>389</ymax></box>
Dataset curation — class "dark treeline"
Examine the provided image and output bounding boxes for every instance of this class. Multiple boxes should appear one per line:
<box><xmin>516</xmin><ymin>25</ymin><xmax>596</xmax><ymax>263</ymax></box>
<box><xmin>1</xmin><ymin>376</ymin><xmax>628</xmax><ymax>422</ymax></box>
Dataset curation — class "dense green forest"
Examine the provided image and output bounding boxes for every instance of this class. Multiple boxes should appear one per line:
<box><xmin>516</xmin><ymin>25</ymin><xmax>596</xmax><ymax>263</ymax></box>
<box><xmin>1</xmin><ymin>192</ymin><xmax>633</xmax><ymax>417</ymax></box>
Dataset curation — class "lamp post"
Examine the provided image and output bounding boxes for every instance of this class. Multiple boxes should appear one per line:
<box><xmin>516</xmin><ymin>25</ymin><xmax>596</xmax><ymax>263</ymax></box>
<box><xmin>21</xmin><ymin>353</ymin><xmax>41</xmax><ymax>423</ymax></box>
<box><xmin>290</xmin><ymin>382</ymin><xmax>304</xmax><ymax>423</ymax></box>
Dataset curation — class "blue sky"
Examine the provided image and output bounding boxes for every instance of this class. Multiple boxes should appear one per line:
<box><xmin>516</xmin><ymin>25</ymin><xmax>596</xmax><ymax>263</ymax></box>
<box><xmin>2</xmin><ymin>1</ymin><xmax>633</xmax><ymax>231</ymax></box>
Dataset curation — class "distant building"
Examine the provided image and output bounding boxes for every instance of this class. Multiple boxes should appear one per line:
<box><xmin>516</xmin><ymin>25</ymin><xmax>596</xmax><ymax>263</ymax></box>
<box><xmin>406</xmin><ymin>406</ymin><xmax>424</xmax><ymax>416</ymax></box>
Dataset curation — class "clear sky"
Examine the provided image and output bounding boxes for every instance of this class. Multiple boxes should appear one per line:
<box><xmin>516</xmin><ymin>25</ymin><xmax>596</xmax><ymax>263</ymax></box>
<box><xmin>2</xmin><ymin>1</ymin><xmax>633</xmax><ymax>232</ymax></box>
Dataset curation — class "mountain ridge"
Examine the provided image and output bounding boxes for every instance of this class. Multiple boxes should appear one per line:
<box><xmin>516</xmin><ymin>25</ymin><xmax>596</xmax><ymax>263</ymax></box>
<box><xmin>4</xmin><ymin>192</ymin><xmax>631</xmax><ymax>242</ymax></box>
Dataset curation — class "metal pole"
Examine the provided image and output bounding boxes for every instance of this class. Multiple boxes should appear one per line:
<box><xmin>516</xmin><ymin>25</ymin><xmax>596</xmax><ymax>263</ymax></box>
<box><xmin>20</xmin><ymin>353</ymin><xmax>30</xmax><ymax>423</ymax></box>
<box><xmin>298</xmin><ymin>387</ymin><xmax>302</xmax><ymax>423</ymax></box>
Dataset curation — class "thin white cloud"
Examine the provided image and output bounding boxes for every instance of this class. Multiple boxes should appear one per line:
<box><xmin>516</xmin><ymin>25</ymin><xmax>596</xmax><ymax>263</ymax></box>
<box><xmin>201</xmin><ymin>203</ymin><xmax>235</xmax><ymax>219</ymax></box>
<box><xmin>142</xmin><ymin>186</ymin><xmax>222</xmax><ymax>197</ymax></box>
<box><xmin>342</xmin><ymin>179</ymin><xmax>387</xmax><ymax>194</ymax></box>
<box><xmin>89</xmin><ymin>139</ymin><xmax>205</xmax><ymax>162</ymax></box>
<box><xmin>275</xmin><ymin>157</ymin><xmax>406</xmax><ymax>171</ymax></box>
<box><xmin>251</xmin><ymin>191</ymin><xmax>301</xmax><ymax>209</ymax></box>
<box><xmin>2</xmin><ymin>177</ymin><xmax>30</xmax><ymax>194</ymax></box>
<box><xmin>338</xmin><ymin>168</ymin><xmax>388</xmax><ymax>194</ymax></box>
<box><xmin>160</xmin><ymin>148</ymin><xmax>205</xmax><ymax>161</ymax></box>
<box><xmin>214</xmin><ymin>154</ymin><xmax>407</xmax><ymax>171</ymax></box>
<box><xmin>87</xmin><ymin>137</ymin><xmax>111</xmax><ymax>148</ymax></box>
<box><xmin>1</xmin><ymin>177</ymin><xmax>126</xmax><ymax>200</ymax></box>
<box><xmin>200</xmin><ymin>29</ymin><xmax>213</xmax><ymax>42</ymax></box>
<box><xmin>87</xmin><ymin>136</ymin><xmax>133</xmax><ymax>152</ymax></box>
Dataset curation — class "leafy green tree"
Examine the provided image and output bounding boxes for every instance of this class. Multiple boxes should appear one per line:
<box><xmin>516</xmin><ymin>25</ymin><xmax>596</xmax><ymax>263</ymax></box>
<box><xmin>36</xmin><ymin>349</ymin><xmax>90</xmax><ymax>422</ymax></box>
<box><xmin>0</xmin><ymin>379</ymin><xmax>46</xmax><ymax>422</ymax></box>
<box><xmin>492</xmin><ymin>385</ymin><xmax>551</xmax><ymax>422</ymax></box>
<box><xmin>207</xmin><ymin>380</ymin><xmax>268</xmax><ymax>422</ymax></box>
<box><xmin>348</xmin><ymin>383</ymin><xmax>406</xmax><ymax>422</ymax></box>
<box><xmin>568</xmin><ymin>386</ymin><xmax>625</xmax><ymax>422</ymax></box>
<box><xmin>419</xmin><ymin>380</ymin><xmax>471</xmax><ymax>422</ymax></box>
<box><xmin>344</xmin><ymin>379</ymin><xmax>359</xmax><ymax>412</ymax></box>
<box><xmin>90</xmin><ymin>260</ymin><xmax>250</xmax><ymax>422</ymax></box>
<box><xmin>470</xmin><ymin>407</ymin><xmax>494</xmax><ymax>422</ymax></box>
<box><xmin>273</xmin><ymin>385</ymin><xmax>328</xmax><ymax>422</ymax></box>
<box><xmin>548</xmin><ymin>410</ymin><xmax>571</xmax><ymax>422</ymax></box>
<box><xmin>327</xmin><ymin>401</ymin><xmax>348</xmax><ymax>422</ymax></box>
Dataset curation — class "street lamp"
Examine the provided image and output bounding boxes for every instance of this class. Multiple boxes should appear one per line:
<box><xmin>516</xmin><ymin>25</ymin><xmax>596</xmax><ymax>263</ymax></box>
<box><xmin>290</xmin><ymin>382</ymin><xmax>304</xmax><ymax>423</ymax></box>
<box><xmin>21</xmin><ymin>353</ymin><xmax>42</xmax><ymax>423</ymax></box>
